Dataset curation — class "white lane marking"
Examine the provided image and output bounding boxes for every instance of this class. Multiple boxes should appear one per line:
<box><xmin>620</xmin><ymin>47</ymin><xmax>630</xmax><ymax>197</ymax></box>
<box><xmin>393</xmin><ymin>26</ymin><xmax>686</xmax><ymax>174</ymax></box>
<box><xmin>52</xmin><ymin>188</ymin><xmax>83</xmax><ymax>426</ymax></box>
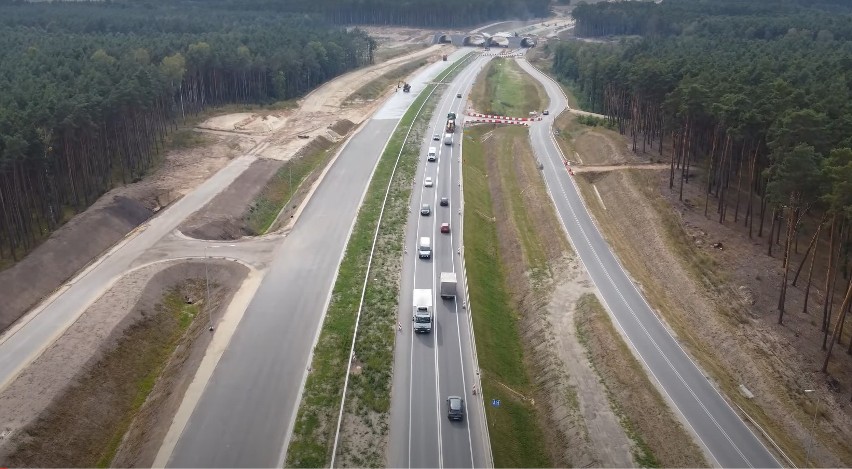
<box><xmin>574</xmin><ymin>151</ymin><xmax>583</xmax><ymax>164</ymax></box>
<box><xmin>433</xmin><ymin>135</ymin><xmax>444</xmax><ymax>469</ymax></box>
<box><xmin>532</xmin><ymin>104</ymin><xmax>755</xmax><ymax>466</ymax></box>
<box><xmin>593</xmin><ymin>184</ymin><xmax>607</xmax><ymax>210</ymax></box>
<box><xmin>442</xmin><ymin>112</ymin><xmax>477</xmax><ymax>469</ymax></box>
<box><xmin>516</xmin><ymin>59</ymin><xmax>730</xmax><ymax>466</ymax></box>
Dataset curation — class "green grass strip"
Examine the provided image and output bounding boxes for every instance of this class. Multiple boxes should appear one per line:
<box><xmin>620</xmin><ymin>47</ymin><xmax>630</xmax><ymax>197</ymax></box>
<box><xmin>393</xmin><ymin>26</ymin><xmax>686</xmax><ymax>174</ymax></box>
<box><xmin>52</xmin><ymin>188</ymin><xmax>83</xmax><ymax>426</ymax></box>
<box><xmin>462</xmin><ymin>126</ymin><xmax>551</xmax><ymax>468</ymax></box>
<box><xmin>245</xmin><ymin>141</ymin><xmax>338</xmax><ymax>235</ymax></box>
<box><xmin>286</xmin><ymin>53</ymin><xmax>474</xmax><ymax>468</ymax></box>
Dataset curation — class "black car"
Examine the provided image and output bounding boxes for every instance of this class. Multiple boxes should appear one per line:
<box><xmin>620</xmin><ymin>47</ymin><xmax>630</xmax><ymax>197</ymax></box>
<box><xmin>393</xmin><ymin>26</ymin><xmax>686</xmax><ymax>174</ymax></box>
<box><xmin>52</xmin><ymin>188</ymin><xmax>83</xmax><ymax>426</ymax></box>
<box><xmin>447</xmin><ymin>396</ymin><xmax>465</xmax><ymax>421</ymax></box>
<box><xmin>456</xmin><ymin>93</ymin><xmax>462</xmax><ymax>98</ymax></box>
<box><xmin>440</xmin><ymin>197</ymin><xmax>449</xmax><ymax>206</ymax></box>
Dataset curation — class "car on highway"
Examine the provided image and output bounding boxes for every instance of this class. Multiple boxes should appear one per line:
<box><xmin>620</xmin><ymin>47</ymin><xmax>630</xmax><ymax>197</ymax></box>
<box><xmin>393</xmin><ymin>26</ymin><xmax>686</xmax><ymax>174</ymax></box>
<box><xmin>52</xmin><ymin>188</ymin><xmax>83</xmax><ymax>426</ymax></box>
<box><xmin>424</xmin><ymin>176</ymin><xmax>433</xmax><ymax>187</ymax></box>
<box><xmin>456</xmin><ymin>92</ymin><xmax>462</xmax><ymax>98</ymax></box>
<box><xmin>441</xmin><ymin>222</ymin><xmax>450</xmax><ymax>233</ymax></box>
<box><xmin>433</xmin><ymin>133</ymin><xmax>440</xmax><ymax>141</ymax></box>
<box><xmin>542</xmin><ymin>109</ymin><xmax>549</xmax><ymax>115</ymax></box>
<box><xmin>421</xmin><ymin>204</ymin><xmax>431</xmax><ymax>215</ymax></box>
<box><xmin>447</xmin><ymin>396</ymin><xmax>465</xmax><ymax>421</ymax></box>
<box><xmin>440</xmin><ymin>197</ymin><xmax>449</xmax><ymax>206</ymax></box>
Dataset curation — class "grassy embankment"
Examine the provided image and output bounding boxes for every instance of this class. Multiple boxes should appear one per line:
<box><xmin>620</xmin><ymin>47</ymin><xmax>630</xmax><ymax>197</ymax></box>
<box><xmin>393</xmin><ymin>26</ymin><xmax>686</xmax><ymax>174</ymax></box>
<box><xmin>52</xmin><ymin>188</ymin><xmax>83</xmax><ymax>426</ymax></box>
<box><xmin>285</xmin><ymin>53</ymin><xmax>474</xmax><ymax>468</ymax></box>
<box><xmin>3</xmin><ymin>282</ymin><xmax>206</xmax><ymax>467</ymax></box>
<box><xmin>244</xmin><ymin>135</ymin><xmax>345</xmax><ymax>235</ymax></box>
<box><xmin>464</xmin><ymin>58</ymin><xmax>556</xmax><ymax>467</ymax></box>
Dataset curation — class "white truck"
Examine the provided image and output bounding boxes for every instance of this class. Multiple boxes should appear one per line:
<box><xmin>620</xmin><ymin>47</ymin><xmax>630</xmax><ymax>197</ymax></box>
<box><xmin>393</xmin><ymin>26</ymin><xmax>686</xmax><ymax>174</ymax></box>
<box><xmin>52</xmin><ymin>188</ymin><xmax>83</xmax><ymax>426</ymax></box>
<box><xmin>412</xmin><ymin>289</ymin><xmax>433</xmax><ymax>333</ymax></box>
<box><xmin>440</xmin><ymin>272</ymin><xmax>457</xmax><ymax>299</ymax></box>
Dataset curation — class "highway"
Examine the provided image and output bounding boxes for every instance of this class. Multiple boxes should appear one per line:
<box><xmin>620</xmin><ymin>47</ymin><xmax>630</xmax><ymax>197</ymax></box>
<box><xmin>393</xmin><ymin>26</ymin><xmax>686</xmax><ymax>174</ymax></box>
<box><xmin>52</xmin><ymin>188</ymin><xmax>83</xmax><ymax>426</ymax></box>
<box><xmin>387</xmin><ymin>54</ymin><xmax>492</xmax><ymax>468</ymax></box>
<box><xmin>516</xmin><ymin>58</ymin><xmax>782</xmax><ymax>468</ymax></box>
<box><xmin>162</xmin><ymin>51</ymin><xmax>472</xmax><ymax>468</ymax></box>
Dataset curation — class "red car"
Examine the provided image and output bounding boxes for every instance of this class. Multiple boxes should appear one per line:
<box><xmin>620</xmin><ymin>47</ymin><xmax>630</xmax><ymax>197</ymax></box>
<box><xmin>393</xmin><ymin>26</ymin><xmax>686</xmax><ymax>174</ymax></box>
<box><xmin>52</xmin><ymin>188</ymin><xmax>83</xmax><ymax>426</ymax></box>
<box><xmin>441</xmin><ymin>223</ymin><xmax>450</xmax><ymax>233</ymax></box>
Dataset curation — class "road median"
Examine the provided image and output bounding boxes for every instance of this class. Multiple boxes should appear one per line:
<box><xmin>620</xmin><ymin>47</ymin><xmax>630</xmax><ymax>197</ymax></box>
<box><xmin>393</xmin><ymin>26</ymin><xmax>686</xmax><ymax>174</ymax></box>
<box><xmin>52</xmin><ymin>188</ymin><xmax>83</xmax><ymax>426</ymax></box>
<box><xmin>285</xmin><ymin>53</ymin><xmax>473</xmax><ymax>468</ymax></box>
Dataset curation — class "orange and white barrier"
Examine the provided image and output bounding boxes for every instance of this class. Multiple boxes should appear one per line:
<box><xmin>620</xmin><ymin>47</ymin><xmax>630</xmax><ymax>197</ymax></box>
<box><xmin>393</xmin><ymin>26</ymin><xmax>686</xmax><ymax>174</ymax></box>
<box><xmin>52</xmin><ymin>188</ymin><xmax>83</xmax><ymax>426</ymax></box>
<box><xmin>466</xmin><ymin>112</ymin><xmax>543</xmax><ymax>122</ymax></box>
<box><xmin>466</xmin><ymin>118</ymin><xmax>530</xmax><ymax>126</ymax></box>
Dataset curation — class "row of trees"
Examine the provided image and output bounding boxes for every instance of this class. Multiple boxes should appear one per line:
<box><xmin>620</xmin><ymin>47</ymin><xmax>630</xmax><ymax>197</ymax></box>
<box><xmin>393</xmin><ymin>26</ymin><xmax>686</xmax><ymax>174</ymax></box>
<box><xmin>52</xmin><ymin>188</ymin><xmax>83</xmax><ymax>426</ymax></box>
<box><xmin>0</xmin><ymin>1</ymin><xmax>375</xmax><ymax>263</ymax></box>
<box><xmin>554</xmin><ymin>0</ymin><xmax>852</xmax><ymax>375</ymax></box>
<box><xmin>187</xmin><ymin>0</ymin><xmax>553</xmax><ymax>28</ymax></box>
<box><xmin>572</xmin><ymin>0</ymin><xmax>852</xmax><ymax>39</ymax></box>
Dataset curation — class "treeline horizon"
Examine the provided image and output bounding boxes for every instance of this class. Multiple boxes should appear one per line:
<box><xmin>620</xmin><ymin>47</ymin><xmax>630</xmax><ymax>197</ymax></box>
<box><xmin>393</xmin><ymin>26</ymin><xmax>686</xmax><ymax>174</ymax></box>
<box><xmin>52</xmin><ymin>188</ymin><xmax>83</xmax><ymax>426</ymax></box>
<box><xmin>0</xmin><ymin>1</ymin><xmax>374</xmax><ymax>265</ymax></box>
<box><xmin>553</xmin><ymin>0</ymin><xmax>852</xmax><ymax>376</ymax></box>
<box><xmin>137</xmin><ymin>0</ymin><xmax>553</xmax><ymax>28</ymax></box>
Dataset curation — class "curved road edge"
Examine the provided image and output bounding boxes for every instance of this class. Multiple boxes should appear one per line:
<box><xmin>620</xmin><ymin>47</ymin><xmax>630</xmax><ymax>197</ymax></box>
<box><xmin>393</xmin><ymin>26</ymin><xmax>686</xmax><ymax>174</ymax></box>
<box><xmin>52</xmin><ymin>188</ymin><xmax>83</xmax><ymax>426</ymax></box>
<box><xmin>516</xmin><ymin>57</ymin><xmax>783</xmax><ymax>469</ymax></box>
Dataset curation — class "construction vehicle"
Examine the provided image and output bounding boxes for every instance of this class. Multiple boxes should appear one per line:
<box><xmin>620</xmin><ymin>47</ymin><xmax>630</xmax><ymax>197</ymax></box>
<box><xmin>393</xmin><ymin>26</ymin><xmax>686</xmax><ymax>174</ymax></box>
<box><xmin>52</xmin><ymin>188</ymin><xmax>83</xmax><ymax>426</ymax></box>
<box><xmin>442</xmin><ymin>54</ymin><xmax>448</xmax><ymax>61</ymax></box>
<box><xmin>440</xmin><ymin>272</ymin><xmax>457</xmax><ymax>299</ymax></box>
<box><xmin>403</xmin><ymin>82</ymin><xmax>411</xmax><ymax>92</ymax></box>
<box><xmin>412</xmin><ymin>289</ymin><xmax>433</xmax><ymax>333</ymax></box>
<box><xmin>446</xmin><ymin>112</ymin><xmax>456</xmax><ymax>133</ymax></box>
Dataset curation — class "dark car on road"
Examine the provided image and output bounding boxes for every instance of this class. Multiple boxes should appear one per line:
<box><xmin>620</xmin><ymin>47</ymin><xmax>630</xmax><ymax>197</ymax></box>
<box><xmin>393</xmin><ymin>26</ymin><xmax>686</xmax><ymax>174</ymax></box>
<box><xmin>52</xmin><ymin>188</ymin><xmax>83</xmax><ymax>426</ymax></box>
<box><xmin>440</xmin><ymin>197</ymin><xmax>449</xmax><ymax>206</ymax></box>
<box><xmin>447</xmin><ymin>396</ymin><xmax>465</xmax><ymax>421</ymax></box>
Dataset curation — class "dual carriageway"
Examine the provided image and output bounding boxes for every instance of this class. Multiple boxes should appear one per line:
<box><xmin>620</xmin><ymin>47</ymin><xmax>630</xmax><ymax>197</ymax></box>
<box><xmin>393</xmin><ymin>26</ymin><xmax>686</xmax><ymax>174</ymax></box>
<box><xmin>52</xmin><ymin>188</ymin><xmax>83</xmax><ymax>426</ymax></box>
<box><xmin>0</xmin><ymin>39</ymin><xmax>785</xmax><ymax>468</ymax></box>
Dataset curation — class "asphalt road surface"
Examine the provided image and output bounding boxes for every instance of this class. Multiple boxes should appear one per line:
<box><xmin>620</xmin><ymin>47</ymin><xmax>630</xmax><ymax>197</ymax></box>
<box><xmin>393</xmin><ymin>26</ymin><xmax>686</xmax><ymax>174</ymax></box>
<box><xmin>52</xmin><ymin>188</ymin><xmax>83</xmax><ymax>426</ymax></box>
<box><xmin>0</xmin><ymin>154</ymin><xmax>257</xmax><ymax>391</ymax></box>
<box><xmin>164</xmin><ymin>51</ymin><xmax>472</xmax><ymax>468</ymax></box>
<box><xmin>516</xmin><ymin>58</ymin><xmax>782</xmax><ymax>468</ymax></box>
<box><xmin>387</xmin><ymin>54</ymin><xmax>492</xmax><ymax>469</ymax></box>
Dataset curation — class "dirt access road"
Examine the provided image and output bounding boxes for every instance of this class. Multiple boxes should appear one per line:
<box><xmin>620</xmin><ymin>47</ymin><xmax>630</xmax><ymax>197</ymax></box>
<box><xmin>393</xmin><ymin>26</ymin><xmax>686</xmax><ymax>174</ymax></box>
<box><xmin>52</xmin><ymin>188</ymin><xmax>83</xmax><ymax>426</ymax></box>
<box><xmin>0</xmin><ymin>38</ymin><xmax>450</xmax><ymax>465</ymax></box>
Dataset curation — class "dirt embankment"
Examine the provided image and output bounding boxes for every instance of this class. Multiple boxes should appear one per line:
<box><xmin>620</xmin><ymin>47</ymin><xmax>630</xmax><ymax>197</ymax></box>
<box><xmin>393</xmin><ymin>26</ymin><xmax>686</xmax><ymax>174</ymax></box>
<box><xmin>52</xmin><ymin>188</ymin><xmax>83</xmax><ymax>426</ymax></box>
<box><xmin>0</xmin><ymin>196</ymin><xmax>152</xmax><ymax>332</ymax></box>
<box><xmin>564</xmin><ymin>112</ymin><xmax>852</xmax><ymax>466</ymax></box>
<box><xmin>0</xmin><ymin>138</ymin><xmax>242</xmax><ymax>334</ymax></box>
<box><xmin>0</xmin><ymin>260</ymin><xmax>248</xmax><ymax>467</ymax></box>
<box><xmin>179</xmin><ymin>158</ymin><xmax>284</xmax><ymax>239</ymax></box>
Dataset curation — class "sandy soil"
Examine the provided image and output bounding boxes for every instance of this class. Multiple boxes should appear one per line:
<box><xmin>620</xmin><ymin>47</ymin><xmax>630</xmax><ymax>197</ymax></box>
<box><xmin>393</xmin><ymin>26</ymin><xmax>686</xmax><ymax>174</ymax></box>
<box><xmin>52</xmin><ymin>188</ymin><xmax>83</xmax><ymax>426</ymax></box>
<box><xmin>565</xmin><ymin>114</ymin><xmax>852</xmax><ymax>466</ymax></box>
<box><xmin>0</xmin><ymin>260</ymin><xmax>247</xmax><ymax>465</ymax></box>
<box><xmin>546</xmin><ymin>258</ymin><xmax>638</xmax><ymax>467</ymax></box>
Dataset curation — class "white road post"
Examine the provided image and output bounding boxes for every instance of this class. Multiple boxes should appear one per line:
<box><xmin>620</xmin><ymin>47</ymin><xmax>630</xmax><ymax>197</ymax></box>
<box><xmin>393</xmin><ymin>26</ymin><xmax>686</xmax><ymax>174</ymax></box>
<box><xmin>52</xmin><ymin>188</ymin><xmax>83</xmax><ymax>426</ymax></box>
<box><xmin>804</xmin><ymin>389</ymin><xmax>820</xmax><ymax>467</ymax></box>
<box><xmin>205</xmin><ymin>244</ymin><xmax>214</xmax><ymax>331</ymax></box>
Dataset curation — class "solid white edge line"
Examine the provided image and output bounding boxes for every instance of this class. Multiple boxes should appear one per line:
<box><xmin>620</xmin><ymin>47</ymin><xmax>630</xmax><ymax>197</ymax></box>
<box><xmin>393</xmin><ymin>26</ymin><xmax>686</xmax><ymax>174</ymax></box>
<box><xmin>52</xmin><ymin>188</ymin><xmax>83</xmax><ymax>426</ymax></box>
<box><xmin>328</xmin><ymin>72</ymin><xmax>443</xmax><ymax>468</ymax></box>
<box><xmin>522</xmin><ymin>58</ymin><xmax>782</xmax><ymax>468</ymax></box>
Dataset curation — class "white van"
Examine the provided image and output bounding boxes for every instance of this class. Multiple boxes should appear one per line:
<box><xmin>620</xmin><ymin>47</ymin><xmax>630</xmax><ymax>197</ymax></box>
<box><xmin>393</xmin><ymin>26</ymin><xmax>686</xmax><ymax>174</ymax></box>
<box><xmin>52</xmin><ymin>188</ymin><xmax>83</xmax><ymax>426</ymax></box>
<box><xmin>427</xmin><ymin>147</ymin><xmax>437</xmax><ymax>161</ymax></box>
<box><xmin>418</xmin><ymin>237</ymin><xmax>432</xmax><ymax>258</ymax></box>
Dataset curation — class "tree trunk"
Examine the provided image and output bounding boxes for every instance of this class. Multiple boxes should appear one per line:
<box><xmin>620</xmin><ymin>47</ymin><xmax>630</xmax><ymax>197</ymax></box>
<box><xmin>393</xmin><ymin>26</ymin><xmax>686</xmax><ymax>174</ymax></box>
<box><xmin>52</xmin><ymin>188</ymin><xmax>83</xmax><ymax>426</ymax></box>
<box><xmin>794</xmin><ymin>217</ymin><xmax>826</xmax><ymax>286</ymax></box>
<box><xmin>822</xmin><ymin>277</ymin><xmax>852</xmax><ymax>372</ymax></box>
<box><xmin>803</xmin><ymin>221</ymin><xmax>824</xmax><ymax>314</ymax></box>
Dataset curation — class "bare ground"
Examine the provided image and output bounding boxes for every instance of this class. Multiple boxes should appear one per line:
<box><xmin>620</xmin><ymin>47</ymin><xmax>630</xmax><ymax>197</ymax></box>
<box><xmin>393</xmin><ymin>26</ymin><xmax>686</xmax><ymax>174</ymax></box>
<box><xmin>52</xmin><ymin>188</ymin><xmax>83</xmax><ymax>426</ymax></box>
<box><xmin>0</xmin><ymin>259</ymin><xmax>248</xmax><ymax>466</ymax></box>
<box><xmin>565</xmin><ymin>112</ymin><xmax>852</xmax><ymax>467</ymax></box>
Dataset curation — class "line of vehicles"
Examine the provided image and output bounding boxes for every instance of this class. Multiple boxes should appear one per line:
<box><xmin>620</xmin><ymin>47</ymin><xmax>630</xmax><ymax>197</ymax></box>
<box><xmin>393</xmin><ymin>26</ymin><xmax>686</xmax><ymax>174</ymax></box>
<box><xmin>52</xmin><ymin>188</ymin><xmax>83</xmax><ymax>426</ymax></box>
<box><xmin>413</xmin><ymin>109</ymin><xmax>464</xmax><ymax>422</ymax></box>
